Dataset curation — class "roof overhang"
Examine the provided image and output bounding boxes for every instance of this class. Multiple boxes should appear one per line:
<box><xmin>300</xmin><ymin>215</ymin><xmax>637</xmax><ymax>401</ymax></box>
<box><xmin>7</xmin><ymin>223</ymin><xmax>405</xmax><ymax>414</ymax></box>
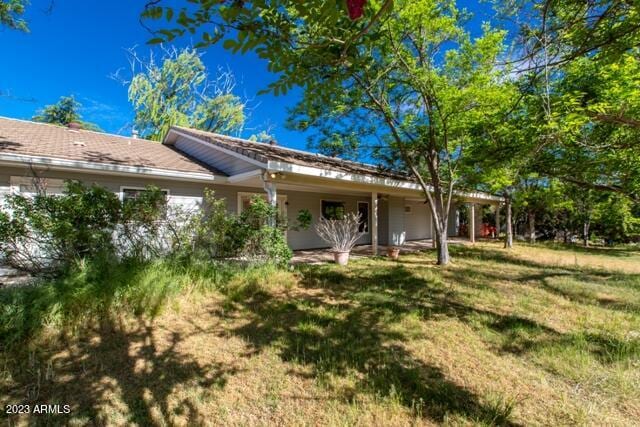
<box><xmin>0</xmin><ymin>152</ymin><xmax>221</xmax><ymax>183</ymax></box>
<box><xmin>165</xmin><ymin>127</ymin><xmax>503</xmax><ymax>202</ymax></box>
<box><xmin>266</xmin><ymin>161</ymin><xmax>503</xmax><ymax>203</ymax></box>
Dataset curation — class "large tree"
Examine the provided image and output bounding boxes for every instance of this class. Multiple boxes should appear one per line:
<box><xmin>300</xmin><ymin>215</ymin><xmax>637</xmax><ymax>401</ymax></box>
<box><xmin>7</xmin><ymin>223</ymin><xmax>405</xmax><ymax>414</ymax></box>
<box><xmin>32</xmin><ymin>96</ymin><xmax>102</xmax><ymax>132</ymax></box>
<box><xmin>142</xmin><ymin>0</ymin><xmax>511</xmax><ymax>265</ymax></box>
<box><xmin>0</xmin><ymin>0</ymin><xmax>28</xmax><ymax>31</ymax></box>
<box><xmin>121</xmin><ymin>47</ymin><xmax>247</xmax><ymax>141</ymax></box>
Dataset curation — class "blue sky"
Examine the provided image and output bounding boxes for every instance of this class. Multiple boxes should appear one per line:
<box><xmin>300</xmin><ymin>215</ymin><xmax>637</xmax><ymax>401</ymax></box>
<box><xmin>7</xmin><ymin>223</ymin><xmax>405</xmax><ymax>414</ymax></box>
<box><xmin>0</xmin><ymin>0</ymin><xmax>496</xmax><ymax>151</ymax></box>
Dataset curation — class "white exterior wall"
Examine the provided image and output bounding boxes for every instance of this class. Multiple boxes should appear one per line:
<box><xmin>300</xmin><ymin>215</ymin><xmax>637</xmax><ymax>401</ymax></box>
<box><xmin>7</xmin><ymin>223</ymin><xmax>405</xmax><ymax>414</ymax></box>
<box><xmin>0</xmin><ymin>166</ymin><xmax>205</xmax><ymax>212</ymax></box>
<box><xmin>283</xmin><ymin>190</ymin><xmax>372</xmax><ymax>250</ymax></box>
<box><xmin>448</xmin><ymin>202</ymin><xmax>459</xmax><ymax>236</ymax></box>
<box><xmin>404</xmin><ymin>200</ymin><xmax>432</xmax><ymax>241</ymax></box>
<box><xmin>0</xmin><ymin>166</ymin><xmax>376</xmax><ymax>251</ymax></box>
<box><xmin>387</xmin><ymin>196</ymin><xmax>406</xmax><ymax>246</ymax></box>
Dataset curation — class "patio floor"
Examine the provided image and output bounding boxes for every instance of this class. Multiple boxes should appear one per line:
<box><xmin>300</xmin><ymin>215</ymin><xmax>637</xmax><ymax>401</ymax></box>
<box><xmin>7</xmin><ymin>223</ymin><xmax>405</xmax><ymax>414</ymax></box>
<box><xmin>291</xmin><ymin>237</ymin><xmax>474</xmax><ymax>265</ymax></box>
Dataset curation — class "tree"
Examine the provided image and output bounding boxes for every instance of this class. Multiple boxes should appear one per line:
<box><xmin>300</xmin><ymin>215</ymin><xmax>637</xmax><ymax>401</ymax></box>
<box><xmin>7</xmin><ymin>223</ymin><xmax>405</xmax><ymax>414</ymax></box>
<box><xmin>502</xmin><ymin>0</ymin><xmax>640</xmax><ymax>72</ymax></box>
<box><xmin>120</xmin><ymin>47</ymin><xmax>246</xmax><ymax>142</ymax></box>
<box><xmin>142</xmin><ymin>0</ymin><xmax>511</xmax><ymax>265</ymax></box>
<box><xmin>32</xmin><ymin>96</ymin><xmax>102</xmax><ymax>132</ymax></box>
<box><xmin>0</xmin><ymin>0</ymin><xmax>28</xmax><ymax>31</ymax></box>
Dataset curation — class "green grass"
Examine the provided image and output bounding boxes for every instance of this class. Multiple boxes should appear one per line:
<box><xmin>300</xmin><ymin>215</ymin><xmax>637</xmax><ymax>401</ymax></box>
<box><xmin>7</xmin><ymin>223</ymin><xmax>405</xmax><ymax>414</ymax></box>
<box><xmin>1</xmin><ymin>242</ymin><xmax>639</xmax><ymax>426</ymax></box>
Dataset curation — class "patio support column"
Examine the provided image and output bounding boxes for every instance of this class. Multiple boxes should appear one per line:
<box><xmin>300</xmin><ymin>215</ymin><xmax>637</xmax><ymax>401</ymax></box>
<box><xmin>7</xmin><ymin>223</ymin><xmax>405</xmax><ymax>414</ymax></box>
<box><xmin>262</xmin><ymin>173</ymin><xmax>278</xmax><ymax>226</ymax></box>
<box><xmin>372</xmin><ymin>192</ymin><xmax>378</xmax><ymax>255</ymax></box>
<box><xmin>431</xmin><ymin>213</ymin><xmax>436</xmax><ymax>248</ymax></box>
<box><xmin>495</xmin><ymin>203</ymin><xmax>501</xmax><ymax>239</ymax></box>
<box><xmin>469</xmin><ymin>203</ymin><xmax>476</xmax><ymax>244</ymax></box>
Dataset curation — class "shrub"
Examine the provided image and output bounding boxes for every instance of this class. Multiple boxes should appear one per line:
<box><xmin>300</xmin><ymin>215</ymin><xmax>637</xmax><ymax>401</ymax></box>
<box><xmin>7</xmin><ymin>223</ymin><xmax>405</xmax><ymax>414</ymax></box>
<box><xmin>0</xmin><ymin>181</ymin><xmax>169</xmax><ymax>274</ymax></box>
<box><xmin>188</xmin><ymin>190</ymin><xmax>292</xmax><ymax>266</ymax></box>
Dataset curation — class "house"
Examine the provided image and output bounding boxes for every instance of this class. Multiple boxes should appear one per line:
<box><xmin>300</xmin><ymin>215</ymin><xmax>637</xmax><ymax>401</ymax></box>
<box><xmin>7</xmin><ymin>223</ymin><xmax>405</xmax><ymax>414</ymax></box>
<box><xmin>0</xmin><ymin>117</ymin><xmax>502</xmax><ymax>252</ymax></box>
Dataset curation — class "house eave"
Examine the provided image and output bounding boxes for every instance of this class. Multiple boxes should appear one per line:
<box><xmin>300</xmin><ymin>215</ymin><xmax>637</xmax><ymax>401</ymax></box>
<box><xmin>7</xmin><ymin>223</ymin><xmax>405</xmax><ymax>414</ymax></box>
<box><xmin>266</xmin><ymin>161</ymin><xmax>503</xmax><ymax>202</ymax></box>
<box><xmin>0</xmin><ymin>153</ymin><xmax>221</xmax><ymax>183</ymax></box>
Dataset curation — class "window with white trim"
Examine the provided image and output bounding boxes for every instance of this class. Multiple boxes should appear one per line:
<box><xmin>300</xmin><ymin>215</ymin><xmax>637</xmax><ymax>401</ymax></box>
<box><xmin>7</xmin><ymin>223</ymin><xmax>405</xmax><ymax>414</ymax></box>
<box><xmin>10</xmin><ymin>177</ymin><xmax>65</xmax><ymax>196</ymax></box>
<box><xmin>321</xmin><ymin>200</ymin><xmax>346</xmax><ymax>220</ymax></box>
<box><xmin>121</xmin><ymin>187</ymin><xmax>169</xmax><ymax>204</ymax></box>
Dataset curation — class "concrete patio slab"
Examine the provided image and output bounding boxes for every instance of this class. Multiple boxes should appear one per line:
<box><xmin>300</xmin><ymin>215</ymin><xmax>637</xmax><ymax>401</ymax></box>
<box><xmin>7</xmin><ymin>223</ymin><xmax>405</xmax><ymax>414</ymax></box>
<box><xmin>291</xmin><ymin>238</ymin><xmax>475</xmax><ymax>265</ymax></box>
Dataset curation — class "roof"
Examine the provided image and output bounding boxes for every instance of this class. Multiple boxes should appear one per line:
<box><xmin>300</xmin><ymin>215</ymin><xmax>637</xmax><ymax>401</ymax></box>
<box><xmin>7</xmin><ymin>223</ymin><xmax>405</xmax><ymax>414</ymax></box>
<box><xmin>172</xmin><ymin>126</ymin><xmax>411</xmax><ymax>181</ymax></box>
<box><xmin>0</xmin><ymin>117</ymin><xmax>225</xmax><ymax>176</ymax></box>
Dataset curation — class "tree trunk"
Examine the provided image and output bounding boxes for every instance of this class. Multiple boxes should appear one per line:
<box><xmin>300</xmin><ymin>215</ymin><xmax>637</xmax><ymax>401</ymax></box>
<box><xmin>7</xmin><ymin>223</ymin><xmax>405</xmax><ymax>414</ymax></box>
<box><xmin>583</xmin><ymin>220</ymin><xmax>590</xmax><ymax>247</ymax></box>
<box><xmin>431</xmin><ymin>208</ymin><xmax>450</xmax><ymax>265</ymax></box>
<box><xmin>437</xmin><ymin>233</ymin><xmax>450</xmax><ymax>265</ymax></box>
<box><xmin>504</xmin><ymin>196</ymin><xmax>513</xmax><ymax>249</ymax></box>
<box><xmin>527</xmin><ymin>211</ymin><xmax>536</xmax><ymax>243</ymax></box>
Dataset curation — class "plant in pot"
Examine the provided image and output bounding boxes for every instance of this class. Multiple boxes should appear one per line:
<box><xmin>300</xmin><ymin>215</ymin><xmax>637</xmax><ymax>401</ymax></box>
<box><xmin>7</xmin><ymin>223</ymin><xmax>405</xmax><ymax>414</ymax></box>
<box><xmin>314</xmin><ymin>213</ymin><xmax>365</xmax><ymax>265</ymax></box>
<box><xmin>387</xmin><ymin>232</ymin><xmax>405</xmax><ymax>260</ymax></box>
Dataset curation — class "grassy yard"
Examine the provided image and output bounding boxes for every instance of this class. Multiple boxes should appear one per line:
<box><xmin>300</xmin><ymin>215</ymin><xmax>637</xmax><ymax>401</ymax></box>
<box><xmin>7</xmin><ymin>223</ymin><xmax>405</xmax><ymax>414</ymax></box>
<box><xmin>1</xmin><ymin>242</ymin><xmax>639</xmax><ymax>426</ymax></box>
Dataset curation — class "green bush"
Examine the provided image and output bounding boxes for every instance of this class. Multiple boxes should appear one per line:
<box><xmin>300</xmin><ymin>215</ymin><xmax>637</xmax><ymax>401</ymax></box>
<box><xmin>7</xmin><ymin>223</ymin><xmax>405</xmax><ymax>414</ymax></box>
<box><xmin>0</xmin><ymin>181</ymin><xmax>168</xmax><ymax>273</ymax></box>
<box><xmin>187</xmin><ymin>190</ymin><xmax>292</xmax><ymax>266</ymax></box>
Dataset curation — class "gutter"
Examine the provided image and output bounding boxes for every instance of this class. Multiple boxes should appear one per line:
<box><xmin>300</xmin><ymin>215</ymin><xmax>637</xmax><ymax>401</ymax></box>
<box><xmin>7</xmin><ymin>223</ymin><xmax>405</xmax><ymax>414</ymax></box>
<box><xmin>0</xmin><ymin>153</ymin><xmax>221</xmax><ymax>183</ymax></box>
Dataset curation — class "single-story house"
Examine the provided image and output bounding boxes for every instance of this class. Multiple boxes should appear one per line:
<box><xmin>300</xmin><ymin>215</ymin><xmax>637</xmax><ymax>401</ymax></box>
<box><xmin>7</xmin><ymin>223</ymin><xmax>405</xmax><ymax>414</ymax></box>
<box><xmin>0</xmin><ymin>117</ymin><xmax>502</xmax><ymax>252</ymax></box>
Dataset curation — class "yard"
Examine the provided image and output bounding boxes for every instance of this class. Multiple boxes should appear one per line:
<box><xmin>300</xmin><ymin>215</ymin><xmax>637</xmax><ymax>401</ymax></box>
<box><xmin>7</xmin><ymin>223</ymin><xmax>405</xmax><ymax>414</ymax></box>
<box><xmin>2</xmin><ymin>242</ymin><xmax>639</xmax><ymax>425</ymax></box>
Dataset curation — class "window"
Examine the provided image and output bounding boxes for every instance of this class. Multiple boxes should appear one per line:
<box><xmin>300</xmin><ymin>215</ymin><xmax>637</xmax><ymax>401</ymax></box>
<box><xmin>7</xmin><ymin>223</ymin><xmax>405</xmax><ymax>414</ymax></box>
<box><xmin>10</xmin><ymin>177</ymin><xmax>65</xmax><ymax>196</ymax></box>
<box><xmin>121</xmin><ymin>187</ymin><xmax>169</xmax><ymax>204</ymax></box>
<box><xmin>357</xmin><ymin>201</ymin><xmax>369</xmax><ymax>233</ymax></box>
<box><xmin>321</xmin><ymin>200</ymin><xmax>345</xmax><ymax>220</ymax></box>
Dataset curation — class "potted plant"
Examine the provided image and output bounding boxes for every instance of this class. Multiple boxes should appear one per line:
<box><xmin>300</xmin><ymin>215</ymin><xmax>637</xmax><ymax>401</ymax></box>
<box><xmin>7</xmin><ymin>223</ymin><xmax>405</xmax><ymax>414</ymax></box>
<box><xmin>386</xmin><ymin>233</ymin><xmax>405</xmax><ymax>260</ymax></box>
<box><xmin>387</xmin><ymin>246</ymin><xmax>401</xmax><ymax>260</ymax></box>
<box><xmin>314</xmin><ymin>213</ymin><xmax>365</xmax><ymax>265</ymax></box>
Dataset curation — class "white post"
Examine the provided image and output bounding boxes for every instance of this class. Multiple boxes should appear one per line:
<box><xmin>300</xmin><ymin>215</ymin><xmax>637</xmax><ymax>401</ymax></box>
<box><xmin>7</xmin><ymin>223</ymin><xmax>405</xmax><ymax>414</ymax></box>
<box><xmin>262</xmin><ymin>173</ymin><xmax>278</xmax><ymax>226</ymax></box>
<box><xmin>495</xmin><ymin>203</ymin><xmax>501</xmax><ymax>239</ymax></box>
<box><xmin>372</xmin><ymin>192</ymin><xmax>378</xmax><ymax>255</ymax></box>
<box><xmin>430</xmin><ymin>210</ymin><xmax>435</xmax><ymax>248</ymax></box>
<box><xmin>469</xmin><ymin>203</ymin><xmax>476</xmax><ymax>244</ymax></box>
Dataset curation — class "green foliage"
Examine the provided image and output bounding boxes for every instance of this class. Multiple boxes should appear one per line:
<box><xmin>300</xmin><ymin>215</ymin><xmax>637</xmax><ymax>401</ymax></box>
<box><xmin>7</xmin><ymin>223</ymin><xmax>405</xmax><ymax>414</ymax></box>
<box><xmin>126</xmin><ymin>47</ymin><xmax>245</xmax><ymax>141</ymax></box>
<box><xmin>0</xmin><ymin>181</ymin><xmax>168</xmax><ymax>273</ymax></box>
<box><xmin>143</xmin><ymin>0</ymin><xmax>513</xmax><ymax>265</ymax></box>
<box><xmin>248</xmin><ymin>130</ymin><xmax>275</xmax><ymax>143</ymax></box>
<box><xmin>592</xmin><ymin>195</ymin><xmax>640</xmax><ymax>244</ymax></box>
<box><xmin>295</xmin><ymin>208</ymin><xmax>313</xmax><ymax>231</ymax></box>
<box><xmin>32</xmin><ymin>95</ymin><xmax>102</xmax><ymax>131</ymax></box>
<box><xmin>0</xmin><ymin>0</ymin><xmax>28</xmax><ymax>31</ymax></box>
<box><xmin>502</xmin><ymin>0</ymin><xmax>640</xmax><ymax>69</ymax></box>
<box><xmin>187</xmin><ymin>189</ymin><xmax>292</xmax><ymax>266</ymax></box>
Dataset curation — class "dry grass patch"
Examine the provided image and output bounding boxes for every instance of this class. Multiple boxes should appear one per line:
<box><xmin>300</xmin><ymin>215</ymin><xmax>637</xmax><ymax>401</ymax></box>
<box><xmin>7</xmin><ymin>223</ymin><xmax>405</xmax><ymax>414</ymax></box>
<box><xmin>1</xmin><ymin>242</ymin><xmax>639</xmax><ymax>425</ymax></box>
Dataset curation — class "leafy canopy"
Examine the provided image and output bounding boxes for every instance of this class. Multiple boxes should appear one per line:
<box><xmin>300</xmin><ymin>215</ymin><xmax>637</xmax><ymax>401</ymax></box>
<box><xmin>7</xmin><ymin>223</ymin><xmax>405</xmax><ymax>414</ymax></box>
<box><xmin>32</xmin><ymin>96</ymin><xmax>102</xmax><ymax>132</ymax></box>
<box><xmin>126</xmin><ymin>47</ymin><xmax>246</xmax><ymax>141</ymax></box>
<box><xmin>0</xmin><ymin>0</ymin><xmax>28</xmax><ymax>31</ymax></box>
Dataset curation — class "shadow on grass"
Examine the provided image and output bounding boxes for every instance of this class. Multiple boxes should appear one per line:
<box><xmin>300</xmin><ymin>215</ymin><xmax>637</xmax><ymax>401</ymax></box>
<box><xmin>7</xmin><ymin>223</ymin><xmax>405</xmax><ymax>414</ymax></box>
<box><xmin>446</xmin><ymin>246</ymin><xmax>640</xmax><ymax>313</ymax></box>
<box><xmin>427</xmin><ymin>248</ymin><xmax>640</xmax><ymax>364</ymax></box>
<box><xmin>528</xmin><ymin>242</ymin><xmax>640</xmax><ymax>258</ymax></box>
<box><xmin>222</xmin><ymin>265</ymin><xmax>522</xmax><ymax>425</ymax></box>
<box><xmin>2</xmin><ymin>316</ymin><xmax>235</xmax><ymax>425</ymax></box>
<box><xmin>480</xmin><ymin>311</ymin><xmax>640</xmax><ymax>363</ymax></box>
<box><xmin>0</xmin><ymin>257</ymin><xmax>240</xmax><ymax>425</ymax></box>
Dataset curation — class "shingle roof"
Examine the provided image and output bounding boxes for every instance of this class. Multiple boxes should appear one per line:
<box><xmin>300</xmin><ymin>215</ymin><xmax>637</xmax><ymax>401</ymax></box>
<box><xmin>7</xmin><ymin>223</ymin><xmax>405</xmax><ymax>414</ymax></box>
<box><xmin>0</xmin><ymin>117</ymin><xmax>225</xmax><ymax>176</ymax></box>
<box><xmin>173</xmin><ymin>126</ymin><xmax>411</xmax><ymax>181</ymax></box>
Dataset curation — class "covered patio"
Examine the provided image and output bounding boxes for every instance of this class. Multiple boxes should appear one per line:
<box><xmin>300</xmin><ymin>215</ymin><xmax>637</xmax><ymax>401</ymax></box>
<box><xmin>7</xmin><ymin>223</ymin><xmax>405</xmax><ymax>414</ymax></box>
<box><xmin>291</xmin><ymin>237</ymin><xmax>475</xmax><ymax>265</ymax></box>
